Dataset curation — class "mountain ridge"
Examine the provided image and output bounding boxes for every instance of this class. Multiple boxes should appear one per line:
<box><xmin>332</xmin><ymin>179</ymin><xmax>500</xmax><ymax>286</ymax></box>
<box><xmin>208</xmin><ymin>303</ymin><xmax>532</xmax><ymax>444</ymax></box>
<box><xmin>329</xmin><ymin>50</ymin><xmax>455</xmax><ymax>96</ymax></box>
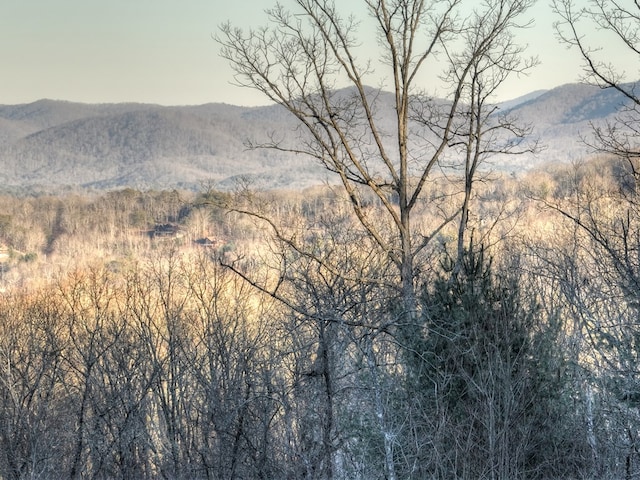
<box><xmin>0</xmin><ymin>83</ymin><xmax>634</xmax><ymax>191</ymax></box>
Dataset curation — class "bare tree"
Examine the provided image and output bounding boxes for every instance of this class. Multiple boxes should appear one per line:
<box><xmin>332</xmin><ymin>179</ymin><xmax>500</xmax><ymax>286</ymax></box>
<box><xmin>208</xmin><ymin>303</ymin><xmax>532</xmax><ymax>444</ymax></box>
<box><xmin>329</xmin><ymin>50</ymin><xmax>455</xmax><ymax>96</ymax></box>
<box><xmin>218</xmin><ymin>4</ymin><xmax>539</xmax><ymax>478</ymax></box>
<box><xmin>552</xmin><ymin>0</ymin><xmax>640</xmax><ymax>173</ymax></box>
<box><xmin>0</xmin><ymin>290</ymin><xmax>69</xmax><ymax>479</ymax></box>
<box><xmin>218</xmin><ymin>0</ymin><xmax>537</xmax><ymax>339</ymax></box>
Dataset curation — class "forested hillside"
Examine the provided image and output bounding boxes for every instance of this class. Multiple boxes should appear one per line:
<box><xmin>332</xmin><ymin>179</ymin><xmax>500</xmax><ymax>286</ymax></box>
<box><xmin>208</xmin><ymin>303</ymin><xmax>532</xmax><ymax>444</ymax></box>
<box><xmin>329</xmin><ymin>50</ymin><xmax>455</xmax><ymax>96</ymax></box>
<box><xmin>0</xmin><ymin>82</ymin><xmax>634</xmax><ymax>191</ymax></box>
<box><xmin>0</xmin><ymin>100</ymin><xmax>325</xmax><ymax>190</ymax></box>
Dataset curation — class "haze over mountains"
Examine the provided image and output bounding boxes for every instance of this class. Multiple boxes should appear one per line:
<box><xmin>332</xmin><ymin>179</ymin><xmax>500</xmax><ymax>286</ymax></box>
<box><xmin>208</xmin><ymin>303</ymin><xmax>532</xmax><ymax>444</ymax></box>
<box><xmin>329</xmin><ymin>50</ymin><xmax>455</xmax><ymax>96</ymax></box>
<box><xmin>0</xmin><ymin>83</ymin><xmax>632</xmax><ymax>192</ymax></box>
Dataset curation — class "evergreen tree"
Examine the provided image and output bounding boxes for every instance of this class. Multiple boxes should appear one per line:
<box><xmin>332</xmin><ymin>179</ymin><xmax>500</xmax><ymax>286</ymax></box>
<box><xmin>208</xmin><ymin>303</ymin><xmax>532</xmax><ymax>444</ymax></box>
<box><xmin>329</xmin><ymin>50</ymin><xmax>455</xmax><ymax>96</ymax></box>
<box><xmin>405</xmin><ymin>244</ymin><xmax>586</xmax><ymax>479</ymax></box>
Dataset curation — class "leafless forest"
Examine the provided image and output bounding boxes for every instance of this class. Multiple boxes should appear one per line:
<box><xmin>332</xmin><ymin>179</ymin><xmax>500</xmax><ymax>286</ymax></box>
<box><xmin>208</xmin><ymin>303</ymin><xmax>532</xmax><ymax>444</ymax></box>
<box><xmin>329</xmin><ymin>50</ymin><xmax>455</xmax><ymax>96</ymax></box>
<box><xmin>2</xmin><ymin>0</ymin><xmax>640</xmax><ymax>478</ymax></box>
<box><xmin>0</xmin><ymin>158</ymin><xmax>637</xmax><ymax>479</ymax></box>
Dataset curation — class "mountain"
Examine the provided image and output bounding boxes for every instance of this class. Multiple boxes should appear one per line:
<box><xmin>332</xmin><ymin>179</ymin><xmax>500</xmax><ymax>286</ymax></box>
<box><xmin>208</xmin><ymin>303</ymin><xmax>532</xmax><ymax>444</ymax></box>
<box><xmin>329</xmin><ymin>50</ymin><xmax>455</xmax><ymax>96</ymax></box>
<box><xmin>497</xmin><ymin>83</ymin><xmax>634</xmax><ymax>170</ymax></box>
<box><xmin>0</xmin><ymin>83</ymin><xmax>635</xmax><ymax>191</ymax></box>
<box><xmin>0</xmin><ymin>101</ymin><xmax>325</xmax><ymax>191</ymax></box>
<box><xmin>496</xmin><ymin>89</ymin><xmax>548</xmax><ymax>111</ymax></box>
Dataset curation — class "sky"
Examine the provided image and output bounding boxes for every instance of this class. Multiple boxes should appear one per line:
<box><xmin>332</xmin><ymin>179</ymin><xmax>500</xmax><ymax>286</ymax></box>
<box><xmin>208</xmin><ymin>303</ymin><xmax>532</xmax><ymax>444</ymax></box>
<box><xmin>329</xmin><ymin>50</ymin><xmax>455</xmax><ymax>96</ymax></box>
<box><xmin>0</xmin><ymin>0</ymin><xmax>625</xmax><ymax>107</ymax></box>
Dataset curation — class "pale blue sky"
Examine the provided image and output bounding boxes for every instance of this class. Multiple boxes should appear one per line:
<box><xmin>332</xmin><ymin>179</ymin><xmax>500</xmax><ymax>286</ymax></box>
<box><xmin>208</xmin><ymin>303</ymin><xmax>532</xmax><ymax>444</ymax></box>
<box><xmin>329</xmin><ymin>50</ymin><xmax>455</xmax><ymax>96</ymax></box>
<box><xmin>0</xmin><ymin>0</ymin><xmax>626</xmax><ymax>106</ymax></box>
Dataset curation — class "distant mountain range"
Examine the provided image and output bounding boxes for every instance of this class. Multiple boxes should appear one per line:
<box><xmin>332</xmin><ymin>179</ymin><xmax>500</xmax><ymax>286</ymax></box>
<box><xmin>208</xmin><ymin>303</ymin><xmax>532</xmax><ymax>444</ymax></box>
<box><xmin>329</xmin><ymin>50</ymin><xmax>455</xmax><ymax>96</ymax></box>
<box><xmin>0</xmin><ymin>83</ymin><xmax>634</xmax><ymax>192</ymax></box>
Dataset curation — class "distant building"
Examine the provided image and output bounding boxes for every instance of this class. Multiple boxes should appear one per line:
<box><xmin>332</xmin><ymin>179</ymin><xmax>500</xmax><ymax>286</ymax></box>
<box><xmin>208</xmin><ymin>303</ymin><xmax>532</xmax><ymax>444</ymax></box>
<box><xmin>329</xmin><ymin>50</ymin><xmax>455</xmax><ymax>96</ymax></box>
<box><xmin>150</xmin><ymin>223</ymin><xmax>184</xmax><ymax>239</ymax></box>
<box><xmin>194</xmin><ymin>236</ymin><xmax>219</xmax><ymax>248</ymax></box>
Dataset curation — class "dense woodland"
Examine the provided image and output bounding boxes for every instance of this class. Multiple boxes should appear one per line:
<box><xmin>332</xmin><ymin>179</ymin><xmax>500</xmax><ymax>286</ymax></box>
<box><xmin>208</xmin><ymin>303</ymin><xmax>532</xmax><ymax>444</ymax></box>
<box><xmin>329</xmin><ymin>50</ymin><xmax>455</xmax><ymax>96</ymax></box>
<box><xmin>0</xmin><ymin>157</ymin><xmax>638</xmax><ymax>479</ymax></box>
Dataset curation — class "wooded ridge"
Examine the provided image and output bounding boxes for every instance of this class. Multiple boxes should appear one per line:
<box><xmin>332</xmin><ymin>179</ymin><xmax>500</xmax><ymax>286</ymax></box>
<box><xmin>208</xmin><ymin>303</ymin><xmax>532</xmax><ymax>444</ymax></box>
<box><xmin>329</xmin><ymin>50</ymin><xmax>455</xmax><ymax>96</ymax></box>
<box><xmin>0</xmin><ymin>82</ymin><xmax>631</xmax><ymax>191</ymax></box>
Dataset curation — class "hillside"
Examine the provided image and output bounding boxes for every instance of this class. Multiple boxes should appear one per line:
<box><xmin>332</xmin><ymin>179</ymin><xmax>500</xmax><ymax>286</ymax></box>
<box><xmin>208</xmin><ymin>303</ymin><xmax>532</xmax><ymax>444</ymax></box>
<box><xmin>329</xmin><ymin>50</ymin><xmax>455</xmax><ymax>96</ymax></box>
<box><xmin>0</xmin><ymin>100</ymin><xmax>326</xmax><ymax>191</ymax></box>
<box><xmin>0</xmin><ymin>83</ymin><xmax>635</xmax><ymax>191</ymax></box>
<box><xmin>498</xmin><ymin>83</ymin><xmax>634</xmax><ymax>169</ymax></box>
